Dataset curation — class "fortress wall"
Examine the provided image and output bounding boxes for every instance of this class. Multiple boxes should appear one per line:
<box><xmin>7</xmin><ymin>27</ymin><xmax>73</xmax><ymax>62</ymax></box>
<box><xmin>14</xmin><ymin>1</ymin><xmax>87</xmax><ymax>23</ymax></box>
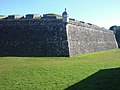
<box><xmin>67</xmin><ymin>23</ymin><xmax>118</xmax><ymax>56</ymax></box>
<box><xmin>0</xmin><ymin>19</ymin><xmax>69</xmax><ymax>56</ymax></box>
<box><xmin>0</xmin><ymin>19</ymin><xmax>118</xmax><ymax>57</ymax></box>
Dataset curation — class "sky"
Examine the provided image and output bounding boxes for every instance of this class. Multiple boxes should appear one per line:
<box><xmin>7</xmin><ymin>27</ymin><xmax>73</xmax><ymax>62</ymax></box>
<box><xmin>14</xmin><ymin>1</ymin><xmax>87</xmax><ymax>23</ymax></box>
<box><xmin>0</xmin><ymin>0</ymin><xmax>120</xmax><ymax>29</ymax></box>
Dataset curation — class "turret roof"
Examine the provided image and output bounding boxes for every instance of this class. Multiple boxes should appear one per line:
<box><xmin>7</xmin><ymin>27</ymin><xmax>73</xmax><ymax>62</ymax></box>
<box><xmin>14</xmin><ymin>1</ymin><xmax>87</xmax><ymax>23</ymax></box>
<box><xmin>62</xmin><ymin>8</ymin><xmax>68</xmax><ymax>15</ymax></box>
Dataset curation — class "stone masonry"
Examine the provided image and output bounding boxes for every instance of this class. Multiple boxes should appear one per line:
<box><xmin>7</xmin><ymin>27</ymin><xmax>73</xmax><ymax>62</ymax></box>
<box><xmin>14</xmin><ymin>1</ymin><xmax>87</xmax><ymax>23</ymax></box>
<box><xmin>0</xmin><ymin>19</ymin><xmax>69</xmax><ymax>56</ymax></box>
<box><xmin>0</xmin><ymin>11</ymin><xmax>118</xmax><ymax>57</ymax></box>
<box><xmin>67</xmin><ymin>21</ymin><xmax>118</xmax><ymax>56</ymax></box>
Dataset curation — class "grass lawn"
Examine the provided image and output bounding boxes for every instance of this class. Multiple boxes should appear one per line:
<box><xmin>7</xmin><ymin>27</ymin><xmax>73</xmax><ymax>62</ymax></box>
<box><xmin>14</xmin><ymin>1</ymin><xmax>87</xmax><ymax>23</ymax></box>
<box><xmin>0</xmin><ymin>49</ymin><xmax>120</xmax><ymax>90</ymax></box>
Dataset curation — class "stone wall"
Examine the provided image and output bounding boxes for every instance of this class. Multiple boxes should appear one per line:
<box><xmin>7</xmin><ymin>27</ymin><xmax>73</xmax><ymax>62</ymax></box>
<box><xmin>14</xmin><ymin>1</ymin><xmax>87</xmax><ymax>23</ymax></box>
<box><xmin>0</xmin><ymin>19</ymin><xmax>69</xmax><ymax>56</ymax></box>
<box><xmin>67</xmin><ymin>21</ymin><xmax>118</xmax><ymax>56</ymax></box>
<box><xmin>0</xmin><ymin>19</ymin><xmax>118</xmax><ymax>57</ymax></box>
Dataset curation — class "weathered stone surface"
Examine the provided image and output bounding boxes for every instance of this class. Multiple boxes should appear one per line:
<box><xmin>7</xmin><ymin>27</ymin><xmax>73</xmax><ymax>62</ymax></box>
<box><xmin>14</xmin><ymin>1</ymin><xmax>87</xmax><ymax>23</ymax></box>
<box><xmin>0</xmin><ymin>19</ymin><xmax>118</xmax><ymax>57</ymax></box>
<box><xmin>0</xmin><ymin>19</ymin><xmax>69</xmax><ymax>56</ymax></box>
<box><xmin>67</xmin><ymin>22</ymin><xmax>118</xmax><ymax>56</ymax></box>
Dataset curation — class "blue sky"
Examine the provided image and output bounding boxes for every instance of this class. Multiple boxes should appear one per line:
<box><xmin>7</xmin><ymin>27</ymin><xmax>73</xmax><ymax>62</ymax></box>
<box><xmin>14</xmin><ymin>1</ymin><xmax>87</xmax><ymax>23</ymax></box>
<box><xmin>0</xmin><ymin>0</ymin><xmax>120</xmax><ymax>29</ymax></box>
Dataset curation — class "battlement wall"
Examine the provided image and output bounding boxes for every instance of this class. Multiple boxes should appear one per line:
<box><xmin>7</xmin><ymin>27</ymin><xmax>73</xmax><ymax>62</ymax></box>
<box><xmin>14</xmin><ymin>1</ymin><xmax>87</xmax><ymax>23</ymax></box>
<box><xmin>69</xmin><ymin>20</ymin><xmax>107</xmax><ymax>31</ymax></box>
<box><xmin>0</xmin><ymin>13</ymin><xmax>62</xmax><ymax>20</ymax></box>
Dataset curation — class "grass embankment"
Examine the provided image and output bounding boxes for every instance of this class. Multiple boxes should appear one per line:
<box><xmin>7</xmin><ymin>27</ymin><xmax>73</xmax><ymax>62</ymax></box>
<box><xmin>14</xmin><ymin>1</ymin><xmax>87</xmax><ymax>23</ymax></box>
<box><xmin>0</xmin><ymin>49</ymin><xmax>120</xmax><ymax>90</ymax></box>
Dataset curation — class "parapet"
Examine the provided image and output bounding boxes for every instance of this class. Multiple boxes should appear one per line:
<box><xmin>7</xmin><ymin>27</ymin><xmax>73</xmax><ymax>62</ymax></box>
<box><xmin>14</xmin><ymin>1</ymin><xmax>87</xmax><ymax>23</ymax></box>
<box><xmin>42</xmin><ymin>13</ymin><xmax>62</xmax><ymax>20</ymax></box>
<box><xmin>0</xmin><ymin>13</ymin><xmax>62</xmax><ymax>20</ymax></box>
<box><xmin>8</xmin><ymin>14</ymin><xmax>23</xmax><ymax>19</ymax></box>
<box><xmin>69</xmin><ymin>19</ymin><xmax>109</xmax><ymax>31</ymax></box>
<box><xmin>0</xmin><ymin>15</ymin><xmax>6</xmax><ymax>19</ymax></box>
<box><xmin>26</xmin><ymin>14</ymin><xmax>41</xmax><ymax>19</ymax></box>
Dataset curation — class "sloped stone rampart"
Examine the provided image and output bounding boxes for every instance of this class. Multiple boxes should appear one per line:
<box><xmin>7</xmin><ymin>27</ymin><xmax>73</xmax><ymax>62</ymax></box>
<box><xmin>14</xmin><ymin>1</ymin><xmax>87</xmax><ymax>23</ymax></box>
<box><xmin>67</xmin><ymin>22</ymin><xmax>118</xmax><ymax>56</ymax></box>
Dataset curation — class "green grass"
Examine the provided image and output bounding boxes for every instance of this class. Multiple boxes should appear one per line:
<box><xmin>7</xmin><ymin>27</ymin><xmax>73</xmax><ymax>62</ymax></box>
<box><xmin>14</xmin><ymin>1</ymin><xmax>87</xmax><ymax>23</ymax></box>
<box><xmin>0</xmin><ymin>49</ymin><xmax>120</xmax><ymax>90</ymax></box>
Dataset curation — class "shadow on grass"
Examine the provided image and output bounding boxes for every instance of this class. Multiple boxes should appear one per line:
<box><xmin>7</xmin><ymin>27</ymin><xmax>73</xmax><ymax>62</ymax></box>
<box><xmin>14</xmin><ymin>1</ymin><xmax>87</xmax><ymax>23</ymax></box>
<box><xmin>65</xmin><ymin>67</ymin><xmax>120</xmax><ymax>90</ymax></box>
